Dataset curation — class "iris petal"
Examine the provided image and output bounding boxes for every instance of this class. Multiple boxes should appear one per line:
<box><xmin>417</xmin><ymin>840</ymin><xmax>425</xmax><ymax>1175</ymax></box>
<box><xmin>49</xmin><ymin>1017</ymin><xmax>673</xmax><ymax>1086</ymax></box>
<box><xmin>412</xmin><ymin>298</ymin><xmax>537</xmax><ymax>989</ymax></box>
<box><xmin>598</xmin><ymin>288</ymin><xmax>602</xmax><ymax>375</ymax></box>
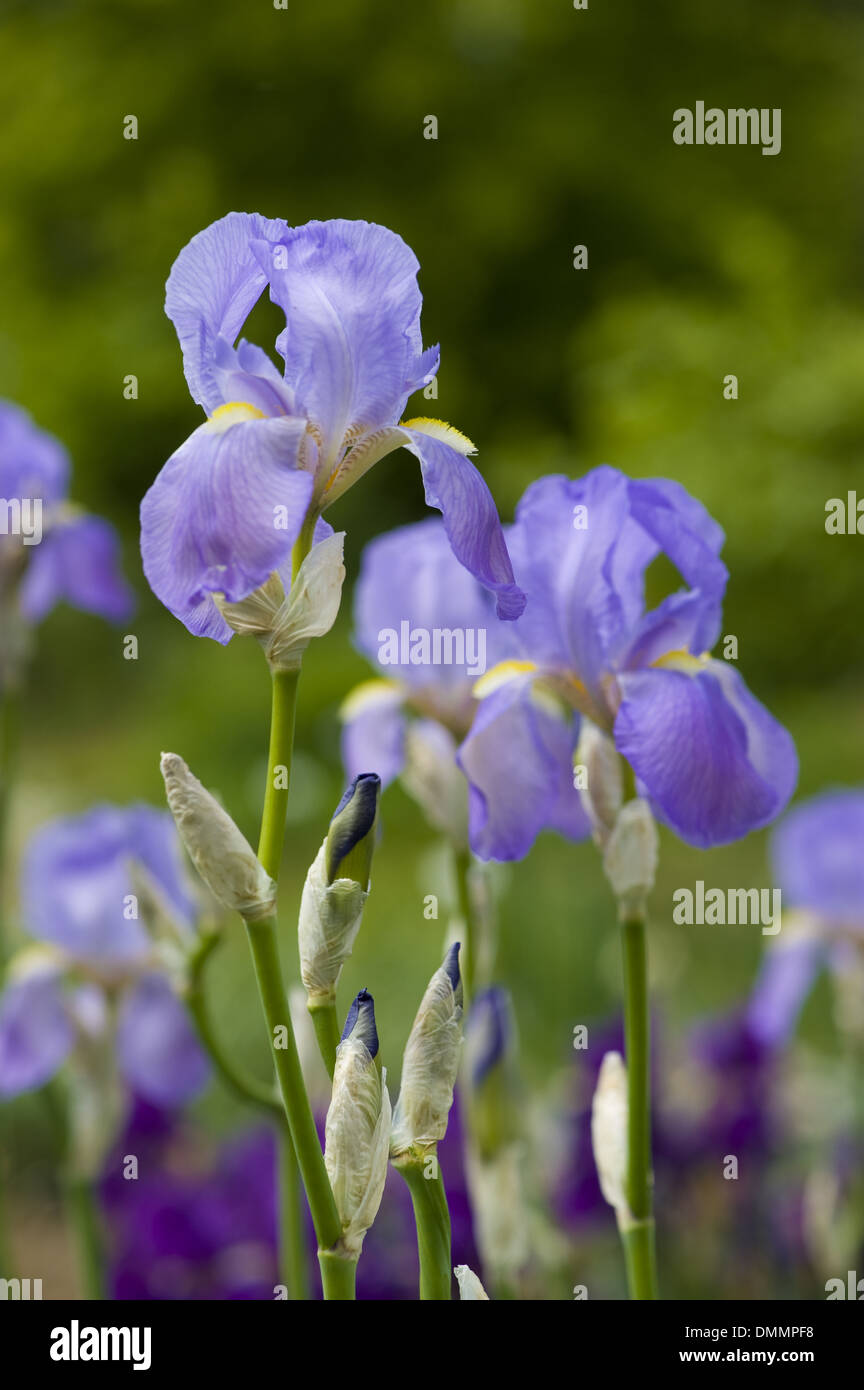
<box><xmin>614</xmin><ymin>661</ymin><xmax>797</xmax><ymax>848</ymax></box>
<box><xmin>457</xmin><ymin>675</ymin><xmax>589</xmax><ymax>860</ymax></box>
<box><xmin>0</xmin><ymin>970</ymin><xmax>73</xmax><ymax>1098</ymax></box>
<box><xmin>255</xmin><ymin>219</ymin><xmax>436</xmax><ymax>460</ymax></box>
<box><xmin>165</xmin><ymin>211</ymin><xmax>289</xmax><ymax>414</ymax></box>
<box><xmin>340</xmin><ymin>682</ymin><xmax>406</xmax><ymax>786</ymax></box>
<box><xmin>401</xmin><ymin>426</ymin><xmax>526</xmax><ymax>621</ymax></box>
<box><xmin>117</xmin><ymin>975</ymin><xmax>210</xmax><ymax>1106</ymax></box>
<box><xmin>19</xmin><ymin>514</ymin><xmax>134</xmax><ymax>623</ymax></box>
<box><xmin>140</xmin><ymin>414</ymin><xmax>313</xmax><ymax>641</ymax></box>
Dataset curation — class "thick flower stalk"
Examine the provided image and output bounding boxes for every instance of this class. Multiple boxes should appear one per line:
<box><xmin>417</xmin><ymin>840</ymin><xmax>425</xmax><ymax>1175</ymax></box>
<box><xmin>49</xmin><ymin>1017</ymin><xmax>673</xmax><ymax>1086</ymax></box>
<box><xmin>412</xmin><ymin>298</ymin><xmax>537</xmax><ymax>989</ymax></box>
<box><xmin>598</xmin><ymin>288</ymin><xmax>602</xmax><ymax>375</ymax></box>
<box><xmin>323</xmin><ymin>990</ymin><xmax>391</xmax><ymax>1296</ymax></box>
<box><xmin>390</xmin><ymin>944</ymin><xmax>464</xmax><ymax>1300</ymax></box>
<box><xmin>298</xmin><ymin>774</ymin><xmax>380</xmax><ymax>1075</ymax></box>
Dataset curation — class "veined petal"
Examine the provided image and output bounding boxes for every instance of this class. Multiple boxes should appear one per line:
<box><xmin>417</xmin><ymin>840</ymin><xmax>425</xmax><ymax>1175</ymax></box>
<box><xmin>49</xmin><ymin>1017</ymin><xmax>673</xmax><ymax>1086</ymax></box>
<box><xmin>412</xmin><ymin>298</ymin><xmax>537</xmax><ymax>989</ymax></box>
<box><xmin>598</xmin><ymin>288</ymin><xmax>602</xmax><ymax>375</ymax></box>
<box><xmin>19</xmin><ymin>514</ymin><xmax>135</xmax><ymax>623</ymax></box>
<box><xmin>400</xmin><ymin>425</ymin><xmax>526</xmax><ymax>621</ymax></box>
<box><xmin>254</xmin><ymin>219</ymin><xmax>435</xmax><ymax>461</ymax></box>
<box><xmin>351</xmin><ymin>517</ymin><xmax>507</xmax><ymax>685</ymax></box>
<box><xmin>165</xmin><ymin>211</ymin><xmax>289</xmax><ymax>413</ymax></box>
<box><xmin>0</xmin><ymin>968</ymin><xmax>73</xmax><ymax>1098</ymax></box>
<box><xmin>614</xmin><ymin>661</ymin><xmax>798</xmax><ymax>848</ymax></box>
<box><xmin>340</xmin><ymin>681</ymin><xmax>406</xmax><ymax>786</ymax></box>
<box><xmin>457</xmin><ymin>674</ymin><xmax>589</xmax><ymax>861</ymax></box>
<box><xmin>117</xmin><ymin>974</ymin><xmax>210</xmax><ymax>1106</ymax></box>
<box><xmin>140</xmin><ymin>413</ymin><xmax>313</xmax><ymax>642</ymax></box>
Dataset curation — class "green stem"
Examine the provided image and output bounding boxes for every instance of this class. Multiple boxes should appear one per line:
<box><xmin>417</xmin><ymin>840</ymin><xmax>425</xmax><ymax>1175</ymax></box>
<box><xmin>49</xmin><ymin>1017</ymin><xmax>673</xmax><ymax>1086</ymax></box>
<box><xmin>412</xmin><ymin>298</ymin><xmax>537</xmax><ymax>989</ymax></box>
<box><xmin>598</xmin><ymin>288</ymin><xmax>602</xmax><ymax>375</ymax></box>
<box><xmin>257</xmin><ymin>669</ymin><xmax>300</xmax><ymax>882</ymax></box>
<box><xmin>308</xmin><ymin>994</ymin><xmax>340</xmax><ymax>1078</ymax></box>
<box><xmin>64</xmin><ymin>1177</ymin><xmax>105</xmax><ymax>1300</ymax></box>
<box><xmin>394</xmin><ymin>1152</ymin><xmax>453</xmax><ymax>1300</ymax></box>
<box><xmin>244</xmin><ymin>912</ymin><xmax>341</xmax><ymax>1255</ymax></box>
<box><xmin>318</xmin><ymin>1248</ymin><xmax>357</xmax><ymax>1300</ymax></box>
<box><xmin>278</xmin><ymin>1121</ymin><xmax>310</xmax><ymax>1301</ymax></box>
<box><xmin>619</xmin><ymin>911</ymin><xmax>658</xmax><ymax>1300</ymax></box>
<box><xmin>453</xmin><ymin>847</ymin><xmax>476</xmax><ymax>1008</ymax></box>
<box><xmin>186</xmin><ymin>932</ymin><xmax>281</xmax><ymax>1115</ymax></box>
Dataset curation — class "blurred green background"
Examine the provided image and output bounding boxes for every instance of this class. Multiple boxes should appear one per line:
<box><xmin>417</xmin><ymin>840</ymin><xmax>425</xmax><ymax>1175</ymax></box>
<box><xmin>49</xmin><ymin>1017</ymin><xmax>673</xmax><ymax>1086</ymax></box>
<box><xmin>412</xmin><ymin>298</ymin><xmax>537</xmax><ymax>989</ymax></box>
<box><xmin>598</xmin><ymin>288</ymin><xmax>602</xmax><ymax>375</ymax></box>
<box><xmin>1</xmin><ymin>0</ymin><xmax>862</xmax><ymax>1298</ymax></box>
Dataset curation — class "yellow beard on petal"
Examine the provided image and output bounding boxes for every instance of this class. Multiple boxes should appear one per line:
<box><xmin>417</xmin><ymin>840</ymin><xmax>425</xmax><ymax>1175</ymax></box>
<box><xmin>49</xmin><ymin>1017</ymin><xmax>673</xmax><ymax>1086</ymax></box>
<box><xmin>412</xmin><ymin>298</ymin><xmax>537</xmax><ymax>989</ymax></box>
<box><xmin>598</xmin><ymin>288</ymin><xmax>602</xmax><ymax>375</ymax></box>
<box><xmin>206</xmin><ymin>401</ymin><xmax>267</xmax><ymax>433</ymax></box>
<box><xmin>652</xmin><ymin>648</ymin><xmax>710</xmax><ymax>675</ymax></box>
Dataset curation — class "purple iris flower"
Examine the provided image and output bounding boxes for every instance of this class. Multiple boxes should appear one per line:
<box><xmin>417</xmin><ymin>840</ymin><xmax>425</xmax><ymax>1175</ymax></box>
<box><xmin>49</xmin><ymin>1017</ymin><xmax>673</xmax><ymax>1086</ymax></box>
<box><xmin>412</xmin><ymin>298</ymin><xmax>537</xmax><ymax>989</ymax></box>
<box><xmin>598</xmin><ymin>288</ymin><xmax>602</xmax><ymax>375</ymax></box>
<box><xmin>746</xmin><ymin>790</ymin><xmax>864</xmax><ymax>1049</ymax></box>
<box><xmin>140</xmin><ymin>214</ymin><xmax>525</xmax><ymax>642</ymax></box>
<box><xmin>458</xmin><ymin>467</ymin><xmax>797</xmax><ymax>858</ymax></box>
<box><xmin>0</xmin><ymin>400</ymin><xmax>133</xmax><ymax>626</ymax></box>
<box><xmin>341</xmin><ymin>517</ymin><xmax>514</xmax><ymax>793</ymax></box>
<box><xmin>0</xmin><ymin>805</ymin><xmax>208</xmax><ymax>1106</ymax></box>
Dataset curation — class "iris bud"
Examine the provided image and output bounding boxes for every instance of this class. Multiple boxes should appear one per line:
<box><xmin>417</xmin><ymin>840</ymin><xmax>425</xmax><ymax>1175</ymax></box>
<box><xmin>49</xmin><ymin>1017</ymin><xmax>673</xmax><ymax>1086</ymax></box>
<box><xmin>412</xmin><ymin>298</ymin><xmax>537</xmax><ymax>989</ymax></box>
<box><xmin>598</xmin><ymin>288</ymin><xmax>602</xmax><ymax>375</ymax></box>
<box><xmin>160</xmin><ymin>753</ymin><xmax>276</xmax><ymax>922</ymax></box>
<box><xmin>325</xmin><ymin>773</ymin><xmax>380</xmax><ymax>888</ymax></box>
<box><xmin>591</xmin><ymin>1050</ymin><xmax>631</xmax><ymax>1225</ymax></box>
<box><xmin>602</xmin><ymin>797</ymin><xmax>659</xmax><ymax>920</ymax></box>
<box><xmin>454</xmin><ymin>1264</ymin><xmax>490</xmax><ymax>1300</ymax></box>
<box><xmin>298</xmin><ymin>775</ymin><xmax>380</xmax><ymax>1002</ymax></box>
<box><xmin>390</xmin><ymin>943</ymin><xmax>463</xmax><ymax>1159</ymax></box>
<box><xmin>324</xmin><ymin>989</ymin><xmax>391</xmax><ymax>1256</ymax></box>
<box><xmin>575</xmin><ymin>719</ymin><xmax>623</xmax><ymax>848</ymax></box>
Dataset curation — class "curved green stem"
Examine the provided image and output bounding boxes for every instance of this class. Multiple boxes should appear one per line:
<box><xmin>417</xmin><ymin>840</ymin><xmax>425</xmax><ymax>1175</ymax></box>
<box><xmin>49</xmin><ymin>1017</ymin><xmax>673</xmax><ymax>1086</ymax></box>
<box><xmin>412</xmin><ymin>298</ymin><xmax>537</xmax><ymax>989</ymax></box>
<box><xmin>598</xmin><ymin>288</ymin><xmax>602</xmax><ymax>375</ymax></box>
<box><xmin>393</xmin><ymin>1151</ymin><xmax>453</xmax><ymax>1300</ymax></box>
<box><xmin>619</xmin><ymin>911</ymin><xmax>658</xmax><ymax>1300</ymax></box>
<box><xmin>186</xmin><ymin>932</ymin><xmax>281</xmax><ymax>1115</ymax></box>
<box><xmin>257</xmin><ymin>670</ymin><xmax>300</xmax><ymax>882</ymax></box>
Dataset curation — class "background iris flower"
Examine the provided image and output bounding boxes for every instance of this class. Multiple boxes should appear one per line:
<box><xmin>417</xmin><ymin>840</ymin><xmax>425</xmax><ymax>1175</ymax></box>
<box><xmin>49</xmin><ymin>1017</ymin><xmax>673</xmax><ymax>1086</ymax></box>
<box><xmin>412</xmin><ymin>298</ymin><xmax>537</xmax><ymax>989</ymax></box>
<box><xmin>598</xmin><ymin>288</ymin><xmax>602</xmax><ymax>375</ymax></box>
<box><xmin>459</xmin><ymin>466</ymin><xmax>798</xmax><ymax>859</ymax></box>
<box><xmin>341</xmin><ymin>517</ymin><xmax>509</xmax><ymax>809</ymax></box>
<box><xmin>746</xmin><ymin>790</ymin><xmax>864</xmax><ymax>1051</ymax></box>
<box><xmin>0</xmin><ymin>805</ymin><xmax>209</xmax><ymax>1106</ymax></box>
<box><xmin>140</xmin><ymin>214</ymin><xmax>525</xmax><ymax>642</ymax></box>
<box><xmin>0</xmin><ymin>401</ymin><xmax>133</xmax><ymax>646</ymax></box>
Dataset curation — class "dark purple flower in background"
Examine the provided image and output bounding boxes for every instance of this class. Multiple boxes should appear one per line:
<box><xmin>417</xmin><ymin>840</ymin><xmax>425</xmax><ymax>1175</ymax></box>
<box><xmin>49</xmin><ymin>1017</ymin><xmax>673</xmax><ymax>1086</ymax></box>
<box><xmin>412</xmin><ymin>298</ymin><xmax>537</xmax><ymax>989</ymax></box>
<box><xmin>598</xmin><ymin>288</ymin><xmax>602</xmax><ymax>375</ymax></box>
<box><xmin>0</xmin><ymin>400</ymin><xmax>133</xmax><ymax>628</ymax></box>
<box><xmin>101</xmin><ymin>1094</ymin><xmax>479</xmax><ymax>1300</ymax></box>
<box><xmin>459</xmin><ymin>467</ymin><xmax>797</xmax><ymax>858</ymax></box>
<box><xmin>0</xmin><ymin>805</ymin><xmax>208</xmax><ymax>1106</ymax></box>
<box><xmin>140</xmin><ymin>214</ymin><xmax>525</xmax><ymax>642</ymax></box>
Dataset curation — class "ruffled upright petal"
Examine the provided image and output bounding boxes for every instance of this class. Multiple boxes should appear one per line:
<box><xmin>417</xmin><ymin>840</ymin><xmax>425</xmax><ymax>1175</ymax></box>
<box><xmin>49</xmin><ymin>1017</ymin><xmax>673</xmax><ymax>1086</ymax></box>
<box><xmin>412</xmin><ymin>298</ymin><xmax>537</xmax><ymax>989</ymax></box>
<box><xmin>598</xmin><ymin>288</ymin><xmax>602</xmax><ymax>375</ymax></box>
<box><xmin>400</xmin><ymin>424</ymin><xmax>525</xmax><ymax>621</ymax></box>
<box><xmin>256</xmin><ymin>219</ymin><xmax>436</xmax><ymax>461</ymax></box>
<box><xmin>0</xmin><ymin>970</ymin><xmax>73</xmax><ymax>1097</ymax></box>
<box><xmin>117</xmin><ymin>975</ymin><xmax>210</xmax><ymax>1106</ymax></box>
<box><xmin>140</xmin><ymin>413</ymin><xmax>313</xmax><ymax>641</ymax></box>
<box><xmin>165</xmin><ymin>212</ymin><xmax>289</xmax><ymax>413</ymax></box>
<box><xmin>19</xmin><ymin>514</ymin><xmax>135</xmax><ymax>623</ymax></box>
<box><xmin>457</xmin><ymin>675</ymin><xmax>589</xmax><ymax>861</ymax></box>
<box><xmin>614</xmin><ymin>661</ymin><xmax>798</xmax><ymax>848</ymax></box>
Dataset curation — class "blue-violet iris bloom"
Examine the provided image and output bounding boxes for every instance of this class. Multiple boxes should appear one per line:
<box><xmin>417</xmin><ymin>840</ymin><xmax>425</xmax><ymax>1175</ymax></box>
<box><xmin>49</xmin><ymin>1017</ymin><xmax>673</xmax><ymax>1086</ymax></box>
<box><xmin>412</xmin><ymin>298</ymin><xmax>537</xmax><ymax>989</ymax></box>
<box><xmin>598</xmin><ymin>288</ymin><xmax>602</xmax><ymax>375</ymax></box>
<box><xmin>0</xmin><ymin>400</ymin><xmax>133</xmax><ymax>630</ymax></box>
<box><xmin>140</xmin><ymin>214</ymin><xmax>525</xmax><ymax>642</ymax></box>
<box><xmin>459</xmin><ymin>467</ymin><xmax>797</xmax><ymax>858</ymax></box>
<box><xmin>0</xmin><ymin>805</ymin><xmax>208</xmax><ymax>1106</ymax></box>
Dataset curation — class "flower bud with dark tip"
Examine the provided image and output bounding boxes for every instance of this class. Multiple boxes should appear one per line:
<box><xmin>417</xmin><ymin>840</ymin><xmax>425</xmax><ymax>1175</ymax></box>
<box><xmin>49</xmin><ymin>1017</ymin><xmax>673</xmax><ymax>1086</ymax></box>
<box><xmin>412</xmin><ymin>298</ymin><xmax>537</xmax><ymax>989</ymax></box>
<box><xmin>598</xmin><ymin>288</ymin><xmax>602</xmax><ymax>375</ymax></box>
<box><xmin>298</xmin><ymin>777</ymin><xmax>381</xmax><ymax>1002</ymax></box>
<box><xmin>324</xmin><ymin>989</ymin><xmax>391</xmax><ymax>1257</ymax></box>
<box><xmin>390</xmin><ymin>943</ymin><xmax>463</xmax><ymax>1159</ymax></box>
